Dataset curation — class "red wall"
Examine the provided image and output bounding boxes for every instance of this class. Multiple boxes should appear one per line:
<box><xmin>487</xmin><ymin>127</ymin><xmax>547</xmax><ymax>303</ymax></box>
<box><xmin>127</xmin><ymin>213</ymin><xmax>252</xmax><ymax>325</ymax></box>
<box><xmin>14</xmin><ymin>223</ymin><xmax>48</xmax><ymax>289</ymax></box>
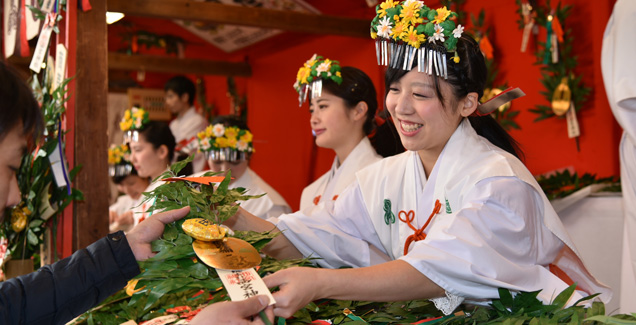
<box><xmin>109</xmin><ymin>1</ymin><xmax>622</xmax><ymax>212</ymax></box>
<box><xmin>244</xmin><ymin>0</ymin><xmax>621</xmax><ymax>211</ymax></box>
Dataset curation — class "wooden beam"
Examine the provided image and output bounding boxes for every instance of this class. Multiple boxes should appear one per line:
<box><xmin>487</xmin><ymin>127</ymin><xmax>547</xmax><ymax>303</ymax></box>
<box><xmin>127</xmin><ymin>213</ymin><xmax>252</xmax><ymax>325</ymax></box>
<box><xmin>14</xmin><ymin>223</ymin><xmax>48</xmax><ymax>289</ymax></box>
<box><xmin>109</xmin><ymin>52</ymin><xmax>252</xmax><ymax>76</ymax></box>
<box><xmin>74</xmin><ymin>0</ymin><xmax>109</xmax><ymax>249</ymax></box>
<box><xmin>107</xmin><ymin>0</ymin><xmax>370</xmax><ymax>38</ymax></box>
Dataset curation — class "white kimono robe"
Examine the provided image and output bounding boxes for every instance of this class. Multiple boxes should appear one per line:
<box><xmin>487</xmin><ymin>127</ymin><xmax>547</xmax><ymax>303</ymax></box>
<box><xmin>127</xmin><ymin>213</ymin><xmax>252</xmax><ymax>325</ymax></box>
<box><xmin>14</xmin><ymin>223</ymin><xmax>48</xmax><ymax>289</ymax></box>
<box><xmin>233</xmin><ymin>168</ymin><xmax>291</xmax><ymax>220</ymax></box>
<box><xmin>131</xmin><ymin>180</ymin><xmax>165</xmax><ymax>226</ymax></box>
<box><xmin>169</xmin><ymin>107</ymin><xmax>209</xmax><ymax>173</ymax></box>
<box><xmin>276</xmin><ymin>120</ymin><xmax>611</xmax><ymax>314</ymax></box>
<box><xmin>192</xmin><ymin>168</ymin><xmax>291</xmax><ymax>220</ymax></box>
<box><xmin>601</xmin><ymin>0</ymin><xmax>636</xmax><ymax>313</ymax></box>
<box><xmin>299</xmin><ymin>137</ymin><xmax>381</xmax><ymax>212</ymax></box>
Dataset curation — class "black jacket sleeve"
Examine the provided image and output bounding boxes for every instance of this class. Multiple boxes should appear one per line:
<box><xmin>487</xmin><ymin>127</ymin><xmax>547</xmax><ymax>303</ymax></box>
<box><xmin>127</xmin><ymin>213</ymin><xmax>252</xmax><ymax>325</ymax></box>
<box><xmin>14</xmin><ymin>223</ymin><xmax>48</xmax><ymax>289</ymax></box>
<box><xmin>0</xmin><ymin>231</ymin><xmax>141</xmax><ymax>324</ymax></box>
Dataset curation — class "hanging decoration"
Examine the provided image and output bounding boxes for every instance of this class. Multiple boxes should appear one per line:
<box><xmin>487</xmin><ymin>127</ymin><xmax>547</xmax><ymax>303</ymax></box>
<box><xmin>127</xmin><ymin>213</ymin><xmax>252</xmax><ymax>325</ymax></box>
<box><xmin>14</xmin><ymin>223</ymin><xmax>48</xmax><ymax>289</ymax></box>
<box><xmin>516</xmin><ymin>0</ymin><xmax>590</xmax><ymax>150</ymax></box>
<box><xmin>120</xmin><ymin>28</ymin><xmax>186</xmax><ymax>57</ymax></box>
<box><xmin>1</xmin><ymin>0</ymin><xmax>83</xmax><ymax>276</ymax></box>
<box><xmin>227</xmin><ymin>76</ymin><xmax>248</xmax><ymax>122</ymax></box>
<box><xmin>470</xmin><ymin>9</ymin><xmax>521</xmax><ymax>130</ymax></box>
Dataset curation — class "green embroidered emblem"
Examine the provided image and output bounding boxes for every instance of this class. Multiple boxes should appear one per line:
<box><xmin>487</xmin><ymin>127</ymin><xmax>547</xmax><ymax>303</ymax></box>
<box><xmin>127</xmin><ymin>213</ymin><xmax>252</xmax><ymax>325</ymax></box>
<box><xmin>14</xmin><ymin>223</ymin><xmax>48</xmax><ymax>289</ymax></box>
<box><xmin>445</xmin><ymin>198</ymin><xmax>452</xmax><ymax>214</ymax></box>
<box><xmin>383</xmin><ymin>199</ymin><xmax>396</xmax><ymax>225</ymax></box>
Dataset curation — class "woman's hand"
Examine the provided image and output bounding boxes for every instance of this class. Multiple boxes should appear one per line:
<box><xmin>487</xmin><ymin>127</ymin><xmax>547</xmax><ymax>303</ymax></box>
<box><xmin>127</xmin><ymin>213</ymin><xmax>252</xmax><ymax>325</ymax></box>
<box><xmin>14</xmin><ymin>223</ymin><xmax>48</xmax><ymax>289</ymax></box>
<box><xmin>190</xmin><ymin>295</ymin><xmax>274</xmax><ymax>325</ymax></box>
<box><xmin>263</xmin><ymin>267</ymin><xmax>325</xmax><ymax>318</ymax></box>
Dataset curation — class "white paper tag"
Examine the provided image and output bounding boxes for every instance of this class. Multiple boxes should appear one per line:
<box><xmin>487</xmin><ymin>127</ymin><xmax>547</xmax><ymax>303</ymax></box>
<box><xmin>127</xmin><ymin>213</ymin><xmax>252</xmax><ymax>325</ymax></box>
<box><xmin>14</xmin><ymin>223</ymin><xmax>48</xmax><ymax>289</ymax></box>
<box><xmin>551</xmin><ymin>34</ymin><xmax>559</xmax><ymax>63</ymax></box>
<box><xmin>52</xmin><ymin>44</ymin><xmax>67</xmax><ymax>91</ymax></box>
<box><xmin>25</xmin><ymin>0</ymin><xmax>40</xmax><ymax>40</ymax></box>
<box><xmin>521</xmin><ymin>21</ymin><xmax>533</xmax><ymax>52</ymax></box>
<box><xmin>217</xmin><ymin>268</ymin><xmax>276</xmax><ymax>305</ymax></box>
<box><xmin>41</xmin><ymin>0</ymin><xmax>55</xmax><ymax>13</ymax></box>
<box><xmin>29</xmin><ymin>24</ymin><xmax>54</xmax><ymax>73</ymax></box>
<box><xmin>3</xmin><ymin>0</ymin><xmax>19</xmax><ymax>58</ymax></box>
<box><xmin>566</xmin><ymin>102</ymin><xmax>580</xmax><ymax>138</ymax></box>
<box><xmin>48</xmin><ymin>144</ymin><xmax>69</xmax><ymax>188</ymax></box>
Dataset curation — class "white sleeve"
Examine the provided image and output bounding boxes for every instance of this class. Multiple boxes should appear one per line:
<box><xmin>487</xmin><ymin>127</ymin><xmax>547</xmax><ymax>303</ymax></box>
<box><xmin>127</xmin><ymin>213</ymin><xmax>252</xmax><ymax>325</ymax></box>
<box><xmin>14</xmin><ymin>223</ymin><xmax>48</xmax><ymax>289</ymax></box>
<box><xmin>400</xmin><ymin>177</ymin><xmax>570</xmax><ymax>306</ymax></box>
<box><xmin>275</xmin><ymin>182</ymin><xmax>384</xmax><ymax>269</ymax></box>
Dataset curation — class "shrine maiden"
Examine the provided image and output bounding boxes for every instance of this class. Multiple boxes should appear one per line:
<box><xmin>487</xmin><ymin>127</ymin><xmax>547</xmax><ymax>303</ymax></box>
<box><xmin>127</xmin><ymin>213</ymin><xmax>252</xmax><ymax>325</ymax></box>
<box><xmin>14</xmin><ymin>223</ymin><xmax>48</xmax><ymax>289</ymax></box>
<box><xmin>225</xmin><ymin>3</ymin><xmax>610</xmax><ymax>318</ymax></box>
<box><xmin>122</xmin><ymin>108</ymin><xmax>176</xmax><ymax>226</ymax></box>
<box><xmin>295</xmin><ymin>55</ymin><xmax>403</xmax><ymax>212</ymax></box>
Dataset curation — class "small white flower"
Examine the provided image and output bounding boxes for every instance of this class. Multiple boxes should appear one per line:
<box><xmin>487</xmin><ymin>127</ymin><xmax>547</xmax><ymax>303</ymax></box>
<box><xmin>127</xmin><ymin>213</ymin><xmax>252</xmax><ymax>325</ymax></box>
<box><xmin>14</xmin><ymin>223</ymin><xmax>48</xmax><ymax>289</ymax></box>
<box><xmin>237</xmin><ymin>140</ymin><xmax>248</xmax><ymax>151</ymax></box>
<box><xmin>199</xmin><ymin>138</ymin><xmax>211</xmax><ymax>151</ymax></box>
<box><xmin>212</xmin><ymin>123</ymin><xmax>225</xmax><ymax>137</ymax></box>
<box><xmin>403</xmin><ymin>0</ymin><xmax>424</xmax><ymax>9</ymax></box>
<box><xmin>316</xmin><ymin>61</ymin><xmax>331</xmax><ymax>74</ymax></box>
<box><xmin>434</xmin><ymin>24</ymin><xmax>445</xmax><ymax>42</ymax></box>
<box><xmin>377</xmin><ymin>16</ymin><xmax>393</xmax><ymax>38</ymax></box>
<box><xmin>134</xmin><ymin>119</ymin><xmax>143</xmax><ymax>129</ymax></box>
<box><xmin>453</xmin><ymin>24</ymin><xmax>464</xmax><ymax>38</ymax></box>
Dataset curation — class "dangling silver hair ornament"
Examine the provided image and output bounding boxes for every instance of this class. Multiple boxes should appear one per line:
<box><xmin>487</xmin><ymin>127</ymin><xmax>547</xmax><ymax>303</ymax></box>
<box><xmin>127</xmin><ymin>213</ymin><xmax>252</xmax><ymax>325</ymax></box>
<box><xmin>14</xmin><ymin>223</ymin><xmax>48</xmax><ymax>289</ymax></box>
<box><xmin>371</xmin><ymin>2</ymin><xmax>464</xmax><ymax>79</ymax></box>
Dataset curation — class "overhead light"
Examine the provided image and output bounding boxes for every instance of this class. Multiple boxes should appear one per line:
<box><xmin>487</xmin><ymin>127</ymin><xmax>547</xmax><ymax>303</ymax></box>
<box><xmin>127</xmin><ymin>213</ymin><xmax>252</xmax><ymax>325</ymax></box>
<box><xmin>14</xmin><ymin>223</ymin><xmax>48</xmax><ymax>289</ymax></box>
<box><xmin>106</xmin><ymin>12</ymin><xmax>125</xmax><ymax>24</ymax></box>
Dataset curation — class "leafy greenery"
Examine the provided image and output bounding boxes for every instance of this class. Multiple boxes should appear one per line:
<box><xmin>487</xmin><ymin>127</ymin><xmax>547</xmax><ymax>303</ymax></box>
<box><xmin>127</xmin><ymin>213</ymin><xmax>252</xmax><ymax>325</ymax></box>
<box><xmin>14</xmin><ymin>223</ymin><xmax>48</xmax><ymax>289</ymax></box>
<box><xmin>536</xmin><ymin>169</ymin><xmax>620</xmax><ymax>200</ymax></box>
<box><xmin>1</xmin><ymin>2</ymin><xmax>82</xmax><ymax>269</ymax></box>
<box><xmin>515</xmin><ymin>0</ymin><xmax>591</xmax><ymax>122</ymax></box>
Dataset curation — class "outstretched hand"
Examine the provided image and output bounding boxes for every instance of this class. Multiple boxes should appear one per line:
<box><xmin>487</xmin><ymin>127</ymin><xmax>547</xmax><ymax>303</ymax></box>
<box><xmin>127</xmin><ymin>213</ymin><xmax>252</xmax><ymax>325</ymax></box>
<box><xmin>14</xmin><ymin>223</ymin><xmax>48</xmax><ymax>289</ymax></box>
<box><xmin>264</xmin><ymin>267</ymin><xmax>325</xmax><ymax>319</ymax></box>
<box><xmin>126</xmin><ymin>206</ymin><xmax>190</xmax><ymax>261</ymax></box>
<box><xmin>190</xmin><ymin>295</ymin><xmax>274</xmax><ymax>324</ymax></box>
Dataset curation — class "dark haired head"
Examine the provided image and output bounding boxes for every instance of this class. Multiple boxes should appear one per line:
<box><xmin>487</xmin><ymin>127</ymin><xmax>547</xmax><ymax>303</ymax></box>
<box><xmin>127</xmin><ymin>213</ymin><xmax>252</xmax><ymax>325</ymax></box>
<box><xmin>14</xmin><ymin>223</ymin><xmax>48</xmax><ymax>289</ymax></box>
<box><xmin>321</xmin><ymin>67</ymin><xmax>378</xmax><ymax>135</ymax></box>
<box><xmin>384</xmin><ymin>34</ymin><xmax>522</xmax><ymax>159</ymax></box>
<box><xmin>138</xmin><ymin>121</ymin><xmax>176</xmax><ymax>162</ymax></box>
<box><xmin>211</xmin><ymin>115</ymin><xmax>250</xmax><ymax>131</ymax></box>
<box><xmin>164</xmin><ymin>75</ymin><xmax>196</xmax><ymax>106</ymax></box>
<box><xmin>0</xmin><ymin>62</ymin><xmax>44</xmax><ymax>145</ymax></box>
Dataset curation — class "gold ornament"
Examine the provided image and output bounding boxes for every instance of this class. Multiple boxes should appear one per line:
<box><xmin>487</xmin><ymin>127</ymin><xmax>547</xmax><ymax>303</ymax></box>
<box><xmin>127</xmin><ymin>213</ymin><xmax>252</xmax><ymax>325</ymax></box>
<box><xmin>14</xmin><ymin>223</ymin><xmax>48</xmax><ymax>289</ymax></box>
<box><xmin>182</xmin><ymin>218</ymin><xmax>227</xmax><ymax>241</ymax></box>
<box><xmin>551</xmin><ymin>78</ymin><xmax>571</xmax><ymax>116</ymax></box>
<box><xmin>192</xmin><ymin>237</ymin><xmax>261</xmax><ymax>270</ymax></box>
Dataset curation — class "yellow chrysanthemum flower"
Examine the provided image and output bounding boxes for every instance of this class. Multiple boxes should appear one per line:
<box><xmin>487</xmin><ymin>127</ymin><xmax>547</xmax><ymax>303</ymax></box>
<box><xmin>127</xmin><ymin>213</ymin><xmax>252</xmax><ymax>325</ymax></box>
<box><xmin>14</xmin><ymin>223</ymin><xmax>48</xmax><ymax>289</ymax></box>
<box><xmin>371</xmin><ymin>30</ymin><xmax>377</xmax><ymax>39</ymax></box>
<box><xmin>297</xmin><ymin>66</ymin><xmax>312</xmax><ymax>84</ymax></box>
<box><xmin>391</xmin><ymin>21</ymin><xmax>406</xmax><ymax>40</ymax></box>
<box><xmin>399</xmin><ymin>3</ymin><xmax>422</xmax><ymax>26</ymax></box>
<box><xmin>240</xmin><ymin>131</ymin><xmax>253</xmax><ymax>143</ymax></box>
<box><xmin>226</xmin><ymin>137</ymin><xmax>237</xmax><ymax>148</ymax></box>
<box><xmin>197</xmin><ymin>130</ymin><xmax>206</xmax><ymax>140</ymax></box>
<box><xmin>215</xmin><ymin>137</ymin><xmax>229</xmax><ymax>148</ymax></box>
<box><xmin>205</xmin><ymin>125</ymin><xmax>214</xmax><ymax>137</ymax></box>
<box><xmin>336</xmin><ymin>71</ymin><xmax>342</xmax><ymax>78</ymax></box>
<box><xmin>124</xmin><ymin>110</ymin><xmax>131</xmax><ymax>120</ymax></box>
<box><xmin>433</xmin><ymin>6</ymin><xmax>451</xmax><ymax>24</ymax></box>
<box><xmin>402</xmin><ymin>26</ymin><xmax>425</xmax><ymax>48</ymax></box>
<box><xmin>453</xmin><ymin>53</ymin><xmax>460</xmax><ymax>63</ymax></box>
<box><xmin>378</xmin><ymin>0</ymin><xmax>398</xmax><ymax>18</ymax></box>
<box><xmin>224</xmin><ymin>126</ymin><xmax>239</xmax><ymax>139</ymax></box>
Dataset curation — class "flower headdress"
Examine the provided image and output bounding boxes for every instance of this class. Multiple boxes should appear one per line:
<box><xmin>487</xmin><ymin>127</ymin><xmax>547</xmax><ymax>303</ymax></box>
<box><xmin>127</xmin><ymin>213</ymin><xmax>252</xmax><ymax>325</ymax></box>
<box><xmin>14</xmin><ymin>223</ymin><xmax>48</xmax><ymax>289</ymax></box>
<box><xmin>370</xmin><ymin>1</ymin><xmax>464</xmax><ymax>78</ymax></box>
<box><xmin>119</xmin><ymin>106</ymin><xmax>150</xmax><ymax>143</ymax></box>
<box><xmin>108</xmin><ymin>143</ymin><xmax>133</xmax><ymax>177</ymax></box>
<box><xmin>293</xmin><ymin>54</ymin><xmax>343</xmax><ymax>106</ymax></box>
<box><xmin>197</xmin><ymin>123</ymin><xmax>254</xmax><ymax>162</ymax></box>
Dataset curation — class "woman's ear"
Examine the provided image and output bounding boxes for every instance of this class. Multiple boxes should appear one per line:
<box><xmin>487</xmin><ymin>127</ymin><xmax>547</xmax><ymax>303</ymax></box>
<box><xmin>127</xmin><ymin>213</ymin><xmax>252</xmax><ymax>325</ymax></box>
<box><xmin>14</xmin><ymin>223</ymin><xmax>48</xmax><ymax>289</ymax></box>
<box><xmin>352</xmin><ymin>101</ymin><xmax>369</xmax><ymax>121</ymax></box>
<box><xmin>157</xmin><ymin>144</ymin><xmax>169</xmax><ymax>161</ymax></box>
<box><xmin>459</xmin><ymin>92</ymin><xmax>479</xmax><ymax>117</ymax></box>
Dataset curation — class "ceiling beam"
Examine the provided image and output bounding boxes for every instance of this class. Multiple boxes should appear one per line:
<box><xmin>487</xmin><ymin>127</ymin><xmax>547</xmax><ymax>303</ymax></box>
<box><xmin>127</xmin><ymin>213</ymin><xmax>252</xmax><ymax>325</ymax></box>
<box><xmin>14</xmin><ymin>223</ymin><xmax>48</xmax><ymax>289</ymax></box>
<box><xmin>108</xmin><ymin>53</ymin><xmax>252</xmax><ymax>76</ymax></box>
<box><xmin>107</xmin><ymin>0</ymin><xmax>370</xmax><ymax>38</ymax></box>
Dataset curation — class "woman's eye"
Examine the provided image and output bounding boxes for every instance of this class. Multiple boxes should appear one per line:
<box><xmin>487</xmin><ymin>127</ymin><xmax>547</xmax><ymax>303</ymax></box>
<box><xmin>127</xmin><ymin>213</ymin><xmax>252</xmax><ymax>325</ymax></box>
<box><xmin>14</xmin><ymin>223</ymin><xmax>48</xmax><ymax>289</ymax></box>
<box><xmin>319</xmin><ymin>105</ymin><xmax>328</xmax><ymax>110</ymax></box>
<box><xmin>388</xmin><ymin>87</ymin><xmax>399</xmax><ymax>92</ymax></box>
<box><xmin>413</xmin><ymin>93</ymin><xmax>428</xmax><ymax>98</ymax></box>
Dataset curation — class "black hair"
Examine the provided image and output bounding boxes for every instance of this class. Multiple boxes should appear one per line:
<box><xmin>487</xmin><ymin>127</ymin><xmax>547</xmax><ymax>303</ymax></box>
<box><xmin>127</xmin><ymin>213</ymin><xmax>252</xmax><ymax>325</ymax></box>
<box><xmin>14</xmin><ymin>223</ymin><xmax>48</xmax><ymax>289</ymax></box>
<box><xmin>320</xmin><ymin>66</ymin><xmax>404</xmax><ymax>157</ymax></box>
<box><xmin>164</xmin><ymin>75</ymin><xmax>196</xmax><ymax>106</ymax></box>
<box><xmin>0</xmin><ymin>62</ymin><xmax>44</xmax><ymax>145</ymax></box>
<box><xmin>138</xmin><ymin>121</ymin><xmax>176</xmax><ymax>162</ymax></box>
<box><xmin>384</xmin><ymin>34</ymin><xmax>523</xmax><ymax>159</ymax></box>
<box><xmin>111</xmin><ymin>164</ymin><xmax>140</xmax><ymax>184</ymax></box>
<box><xmin>211</xmin><ymin>115</ymin><xmax>250</xmax><ymax>131</ymax></box>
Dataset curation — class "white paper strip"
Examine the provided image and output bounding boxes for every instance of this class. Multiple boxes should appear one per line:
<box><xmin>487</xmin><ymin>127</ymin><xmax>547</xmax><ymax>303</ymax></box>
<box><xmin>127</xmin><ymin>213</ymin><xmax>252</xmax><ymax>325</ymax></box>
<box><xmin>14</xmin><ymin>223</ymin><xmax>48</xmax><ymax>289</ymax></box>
<box><xmin>52</xmin><ymin>44</ymin><xmax>67</xmax><ymax>91</ymax></box>
<box><xmin>566</xmin><ymin>101</ymin><xmax>580</xmax><ymax>139</ymax></box>
<box><xmin>29</xmin><ymin>24</ymin><xmax>54</xmax><ymax>73</ymax></box>
<box><xmin>217</xmin><ymin>268</ymin><xmax>275</xmax><ymax>305</ymax></box>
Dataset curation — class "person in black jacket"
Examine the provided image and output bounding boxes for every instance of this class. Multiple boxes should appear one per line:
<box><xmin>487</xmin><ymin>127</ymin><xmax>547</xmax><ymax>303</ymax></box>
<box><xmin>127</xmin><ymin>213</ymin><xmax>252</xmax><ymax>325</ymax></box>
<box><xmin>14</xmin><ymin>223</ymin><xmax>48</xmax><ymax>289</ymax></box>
<box><xmin>0</xmin><ymin>62</ymin><xmax>193</xmax><ymax>324</ymax></box>
<box><xmin>1</xmin><ymin>61</ymin><xmax>274</xmax><ymax>325</ymax></box>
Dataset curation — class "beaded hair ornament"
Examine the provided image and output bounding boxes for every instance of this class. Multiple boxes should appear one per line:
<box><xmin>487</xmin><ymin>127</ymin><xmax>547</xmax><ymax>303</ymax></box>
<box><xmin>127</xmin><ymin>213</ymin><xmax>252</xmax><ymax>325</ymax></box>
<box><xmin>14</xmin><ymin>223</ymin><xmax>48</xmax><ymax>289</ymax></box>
<box><xmin>108</xmin><ymin>143</ymin><xmax>133</xmax><ymax>177</ymax></box>
<box><xmin>119</xmin><ymin>106</ymin><xmax>150</xmax><ymax>143</ymax></box>
<box><xmin>293</xmin><ymin>54</ymin><xmax>343</xmax><ymax>106</ymax></box>
<box><xmin>197</xmin><ymin>123</ymin><xmax>254</xmax><ymax>162</ymax></box>
<box><xmin>371</xmin><ymin>0</ymin><xmax>525</xmax><ymax>115</ymax></box>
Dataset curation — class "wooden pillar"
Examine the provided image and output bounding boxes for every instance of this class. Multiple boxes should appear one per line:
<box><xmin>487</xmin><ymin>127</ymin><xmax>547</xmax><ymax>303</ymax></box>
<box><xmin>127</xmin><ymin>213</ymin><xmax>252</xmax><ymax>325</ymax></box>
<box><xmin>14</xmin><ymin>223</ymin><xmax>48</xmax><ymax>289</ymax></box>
<box><xmin>73</xmin><ymin>0</ymin><xmax>109</xmax><ymax>250</ymax></box>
